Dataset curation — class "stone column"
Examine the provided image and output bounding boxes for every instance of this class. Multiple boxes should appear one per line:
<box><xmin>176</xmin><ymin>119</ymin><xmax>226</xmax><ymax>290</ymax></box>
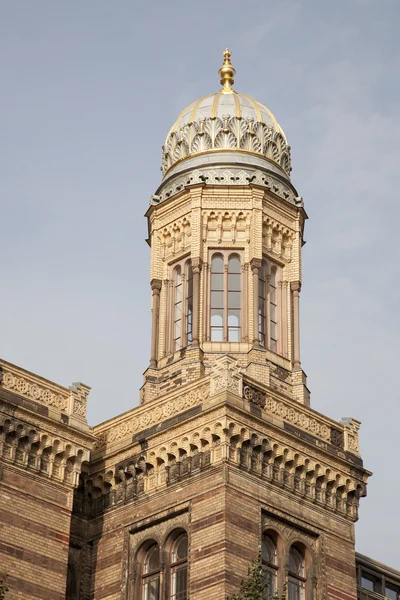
<box><xmin>191</xmin><ymin>258</ymin><xmax>202</xmax><ymax>348</ymax></box>
<box><xmin>251</xmin><ymin>259</ymin><xmax>262</xmax><ymax>347</ymax></box>
<box><xmin>150</xmin><ymin>279</ymin><xmax>162</xmax><ymax>368</ymax></box>
<box><xmin>291</xmin><ymin>281</ymin><xmax>301</xmax><ymax>369</ymax></box>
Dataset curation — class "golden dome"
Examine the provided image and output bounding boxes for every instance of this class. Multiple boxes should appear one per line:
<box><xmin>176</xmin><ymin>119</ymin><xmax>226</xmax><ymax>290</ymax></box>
<box><xmin>161</xmin><ymin>50</ymin><xmax>291</xmax><ymax>180</ymax></box>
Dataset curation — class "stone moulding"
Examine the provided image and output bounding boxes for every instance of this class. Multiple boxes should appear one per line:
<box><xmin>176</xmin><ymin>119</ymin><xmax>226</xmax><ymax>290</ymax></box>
<box><xmin>0</xmin><ymin>359</ymin><xmax>90</xmax><ymax>421</ymax></box>
<box><xmin>242</xmin><ymin>379</ymin><xmax>360</xmax><ymax>457</ymax></box>
<box><xmin>93</xmin><ymin>379</ymin><xmax>211</xmax><ymax>452</ymax></box>
<box><xmin>161</xmin><ymin>116</ymin><xmax>292</xmax><ymax>177</ymax></box>
<box><xmin>156</xmin><ymin>167</ymin><xmax>303</xmax><ymax>207</ymax></box>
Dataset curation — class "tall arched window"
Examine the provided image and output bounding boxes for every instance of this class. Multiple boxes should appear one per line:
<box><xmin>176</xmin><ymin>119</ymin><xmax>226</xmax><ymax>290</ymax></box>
<box><xmin>173</xmin><ymin>267</ymin><xmax>183</xmax><ymax>351</ymax></box>
<box><xmin>228</xmin><ymin>254</ymin><xmax>241</xmax><ymax>342</ymax></box>
<box><xmin>269</xmin><ymin>267</ymin><xmax>278</xmax><ymax>352</ymax></box>
<box><xmin>258</xmin><ymin>262</ymin><xmax>267</xmax><ymax>347</ymax></box>
<box><xmin>210</xmin><ymin>254</ymin><xmax>224</xmax><ymax>342</ymax></box>
<box><xmin>170</xmin><ymin>260</ymin><xmax>193</xmax><ymax>352</ymax></box>
<box><xmin>262</xmin><ymin>534</ymin><xmax>278</xmax><ymax>596</ymax></box>
<box><xmin>142</xmin><ymin>543</ymin><xmax>161</xmax><ymax>600</ymax></box>
<box><xmin>170</xmin><ymin>533</ymin><xmax>188</xmax><ymax>600</ymax></box>
<box><xmin>186</xmin><ymin>264</ymin><xmax>193</xmax><ymax>346</ymax></box>
<box><xmin>210</xmin><ymin>252</ymin><xmax>242</xmax><ymax>342</ymax></box>
<box><xmin>288</xmin><ymin>545</ymin><xmax>306</xmax><ymax>600</ymax></box>
<box><xmin>258</xmin><ymin>259</ymin><xmax>280</xmax><ymax>353</ymax></box>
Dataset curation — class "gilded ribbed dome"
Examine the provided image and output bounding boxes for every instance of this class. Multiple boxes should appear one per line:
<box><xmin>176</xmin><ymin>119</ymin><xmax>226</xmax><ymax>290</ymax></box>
<box><xmin>161</xmin><ymin>49</ymin><xmax>291</xmax><ymax>180</ymax></box>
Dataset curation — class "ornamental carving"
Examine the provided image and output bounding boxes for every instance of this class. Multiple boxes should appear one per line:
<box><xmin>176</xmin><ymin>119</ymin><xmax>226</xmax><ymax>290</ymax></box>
<box><xmin>210</xmin><ymin>355</ymin><xmax>243</xmax><ymax>397</ymax></box>
<box><xmin>203</xmin><ymin>210</ymin><xmax>250</xmax><ymax>244</ymax></box>
<box><xmin>162</xmin><ymin>116</ymin><xmax>291</xmax><ymax>177</ymax></box>
<box><xmin>243</xmin><ymin>385</ymin><xmax>266</xmax><ymax>408</ymax></box>
<box><xmin>0</xmin><ymin>412</ymin><xmax>91</xmax><ymax>486</ymax></box>
<box><xmin>157</xmin><ymin>167</ymin><xmax>301</xmax><ymax>207</ymax></box>
<box><xmin>94</xmin><ymin>382</ymin><xmax>210</xmax><ymax>449</ymax></box>
<box><xmin>1</xmin><ymin>370</ymin><xmax>68</xmax><ymax>412</ymax></box>
<box><xmin>158</xmin><ymin>217</ymin><xmax>191</xmax><ymax>259</ymax></box>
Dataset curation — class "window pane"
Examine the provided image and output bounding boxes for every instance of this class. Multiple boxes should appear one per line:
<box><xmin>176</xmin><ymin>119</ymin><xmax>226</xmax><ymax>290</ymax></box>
<box><xmin>288</xmin><ymin>578</ymin><xmax>303</xmax><ymax>600</ymax></box>
<box><xmin>228</xmin><ymin>309</ymin><xmax>241</xmax><ymax>327</ymax></box>
<box><xmin>385</xmin><ymin>585</ymin><xmax>398</xmax><ymax>600</ymax></box>
<box><xmin>211</xmin><ymin>273</ymin><xmax>224</xmax><ymax>291</ymax></box>
<box><xmin>228</xmin><ymin>291</ymin><xmax>241</xmax><ymax>309</ymax></box>
<box><xmin>262</xmin><ymin>537</ymin><xmax>275</xmax><ymax>564</ymax></box>
<box><xmin>270</xmin><ymin>339</ymin><xmax>277</xmax><ymax>353</ymax></box>
<box><xmin>361</xmin><ymin>574</ymin><xmax>379</xmax><ymax>592</ymax></box>
<box><xmin>211</xmin><ymin>255</ymin><xmax>224</xmax><ymax>272</ymax></box>
<box><xmin>228</xmin><ymin>273</ymin><xmax>241</xmax><ymax>291</ymax></box>
<box><xmin>270</xmin><ymin>287</ymin><xmax>276</xmax><ymax>304</ymax></box>
<box><xmin>144</xmin><ymin>577</ymin><xmax>160</xmax><ymax>600</ymax></box>
<box><xmin>228</xmin><ymin>255</ymin><xmax>241</xmax><ymax>273</ymax></box>
<box><xmin>289</xmin><ymin>549</ymin><xmax>302</xmax><ymax>575</ymax></box>
<box><xmin>228</xmin><ymin>328</ymin><xmax>240</xmax><ymax>342</ymax></box>
<box><xmin>175</xmin><ymin>536</ymin><xmax>188</xmax><ymax>560</ymax></box>
<box><xmin>211</xmin><ymin>327</ymin><xmax>223</xmax><ymax>342</ymax></box>
<box><xmin>171</xmin><ymin>566</ymin><xmax>188</xmax><ymax>600</ymax></box>
<box><xmin>270</xmin><ymin>304</ymin><xmax>276</xmax><ymax>322</ymax></box>
<box><xmin>211</xmin><ymin>291</ymin><xmax>224</xmax><ymax>308</ymax></box>
<box><xmin>263</xmin><ymin>568</ymin><xmax>277</xmax><ymax>596</ymax></box>
<box><xmin>145</xmin><ymin>545</ymin><xmax>160</xmax><ymax>573</ymax></box>
<box><xmin>211</xmin><ymin>309</ymin><xmax>223</xmax><ymax>327</ymax></box>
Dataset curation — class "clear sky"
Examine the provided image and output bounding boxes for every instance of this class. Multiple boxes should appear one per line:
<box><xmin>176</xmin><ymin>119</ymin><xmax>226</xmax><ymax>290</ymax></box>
<box><xmin>1</xmin><ymin>0</ymin><xmax>399</xmax><ymax>567</ymax></box>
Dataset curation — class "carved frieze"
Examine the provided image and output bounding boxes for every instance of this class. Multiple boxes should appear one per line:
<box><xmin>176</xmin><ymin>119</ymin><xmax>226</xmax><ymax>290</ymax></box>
<box><xmin>162</xmin><ymin>116</ymin><xmax>291</xmax><ymax>177</ymax></box>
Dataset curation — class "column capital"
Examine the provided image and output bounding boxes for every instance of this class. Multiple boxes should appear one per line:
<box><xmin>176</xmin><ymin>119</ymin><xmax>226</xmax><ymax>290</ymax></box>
<box><xmin>191</xmin><ymin>257</ymin><xmax>203</xmax><ymax>274</ymax></box>
<box><xmin>151</xmin><ymin>279</ymin><xmax>162</xmax><ymax>294</ymax></box>
<box><xmin>250</xmin><ymin>258</ymin><xmax>262</xmax><ymax>272</ymax></box>
<box><xmin>290</xmin><ymin>280</ymin><xmax>302</xmax><ymax>293</ymax></box>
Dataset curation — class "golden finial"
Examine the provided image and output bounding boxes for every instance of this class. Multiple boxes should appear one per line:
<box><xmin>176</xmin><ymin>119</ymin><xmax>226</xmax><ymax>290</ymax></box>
<box><xmin>218</xmin><ymin>48</ymin><xmax>236</xmax><ymax>91</ymax></box>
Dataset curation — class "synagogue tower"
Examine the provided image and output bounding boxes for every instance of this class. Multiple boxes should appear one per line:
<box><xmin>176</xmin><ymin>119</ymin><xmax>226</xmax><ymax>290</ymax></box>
<box><xmin>0</xmin><ymin>50</ymin><xmax>373</xmax><ymax>600</ymax></box>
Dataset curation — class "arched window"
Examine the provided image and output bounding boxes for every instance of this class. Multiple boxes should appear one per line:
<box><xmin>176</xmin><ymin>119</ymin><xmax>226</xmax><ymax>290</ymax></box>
<box><xmin>170</xmin><ymin>533</ymin><xmax>188</xmax><ymax>600</ymax></box>
<box><xmin>228</xmin><ymin>255</ymin><xmax>241</xmax><ymax>342</ymax></box>
<box><xmin>288</xmin><ymin>546</ymin><xmax>306</xmax><ymax>600</ymax></box>
<box><xmin>262</xmin><ymin>534</ymin><xmax>278</xmax><ymax>596</ymax></box>
<box><xmin>210</xmin><ymin>254</ymin><xmax>224</xmax><ymax>342</ymax></box>
<box><xmin>258</xmin><ymin>259</ymin><xmax>280</xmax><ymax>353</ymax></box>
<box><xmin>210</xmin><ymin>252</ymin><xmax>242</xmax><ymax>342</ymax></box>
<box><xmin>171</xmin><ymin>260</ymin><xmax>193</xmax><ymax>352</ymax></box>
<box><xmin>142</xmin><ymin>543</ymin><xmax>161</xmax><ymax>600</ymax></box>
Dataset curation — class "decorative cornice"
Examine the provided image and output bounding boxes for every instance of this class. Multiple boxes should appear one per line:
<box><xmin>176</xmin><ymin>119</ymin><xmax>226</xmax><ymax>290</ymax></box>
<box><xmin>0</xmin><ymin>358</ymin><xmax>90</xmax><ymax>424</ymax></box>
<box><xmin>156</xmin><ymin>167</ymin><xmax>303</xmax><ymax>208</ymax></box>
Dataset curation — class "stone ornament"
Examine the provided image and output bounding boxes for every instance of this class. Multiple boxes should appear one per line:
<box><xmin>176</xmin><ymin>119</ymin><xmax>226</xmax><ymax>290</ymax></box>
<box><xmin>0</xmin><ymin>361</ymin><xmax>90</xmax><ymax>420</ymax></box>
<box><xmin>157</xmin><ymin>167</ymin><xmax>301</xmax><ymax>206</ymax></box>
<box><xmin>210</xmin><ymin>355</ymin><xmax>243</xmax><ymax>397</ymax></box>
<box><xmin>94</xmin><ymin>381</ymin><xmax>210</xmax><ymax>449</ymax></box>
<box><xmin>162</xmin><ymin>116</ymin><xmax>291</xmax><ymax>177</ymax></box>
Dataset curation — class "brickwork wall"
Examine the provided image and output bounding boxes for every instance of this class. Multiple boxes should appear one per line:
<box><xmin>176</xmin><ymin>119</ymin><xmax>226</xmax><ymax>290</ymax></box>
<box><xmin>0</xmin><ymin>465</ymin><xmax>72</xmax><ymax>600</ymax></box>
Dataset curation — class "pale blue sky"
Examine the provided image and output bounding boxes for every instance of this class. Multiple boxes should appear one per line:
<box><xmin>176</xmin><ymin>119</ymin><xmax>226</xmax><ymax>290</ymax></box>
<box><xmin>1</xmin><ymin>0</ymin><xmax>399</xmax><ymax>566</ymax></box>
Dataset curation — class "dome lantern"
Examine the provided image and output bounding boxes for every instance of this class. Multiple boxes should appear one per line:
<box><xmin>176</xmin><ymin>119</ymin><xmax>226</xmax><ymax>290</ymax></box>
<box><xmin>159</xmin><ymin>50</ymin><xmax>293</xmax><ymax>199</ymax></box>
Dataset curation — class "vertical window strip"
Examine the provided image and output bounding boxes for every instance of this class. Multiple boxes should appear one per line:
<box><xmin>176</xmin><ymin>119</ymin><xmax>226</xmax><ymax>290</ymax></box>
<box><xmin>269</xmin><ymin>268</ymin><xmax>278</xmax><ymax>352</ymax></box>
<box><xmin>258</xmin><ymin>262</ymin><xmax>266</xmax><ymax>346</ymax></box>
<box><xmin>142</xmin><ymin>544</ymin><xmax>161</xmax><ymax>600</ymax></box>
<box><xmin>262</xmin><ymin>535</ymin><xmax>278</xmax><ymax>596</ymax></box>
<box><xmin>228</xmin><ymin>254</ymin><xmax>241</xmax><ymax>342</ymax></box>
<box><xmin>210</xmin><ymin>254</ymin><xmax>224</xmax><ymax>342</ymax></box>
<box><xmin>288</xmin><ymin>547</ymin><xmax>306</xmax><ymax>600</ymax></box>
<box><xmin>186</xmin><ymin>264</ymin><xmax>193</xmax><ymax>346</ymax></box>
<box><xmin>170</xmin><ymin>534</ymin><xmax>188</xmax><ymax>600</ymax></box>
<box><xmin>174</xmin><ymin>268</ymin><xmax>183</xmax><ymax>351</ymax></box>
